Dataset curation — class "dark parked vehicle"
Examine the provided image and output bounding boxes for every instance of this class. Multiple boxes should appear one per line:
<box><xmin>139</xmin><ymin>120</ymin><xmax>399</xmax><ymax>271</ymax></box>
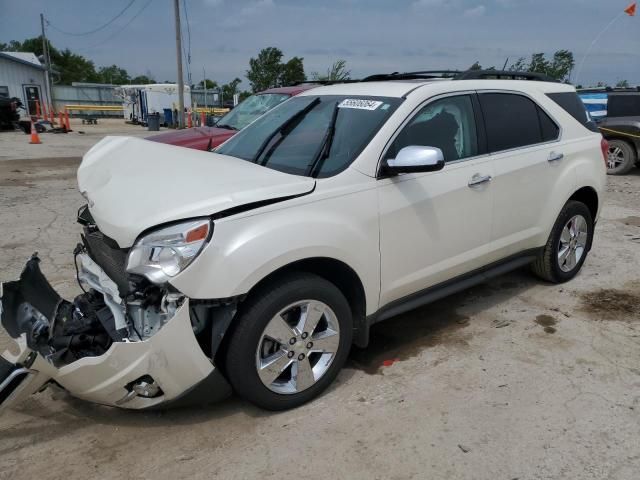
<box><xmin>580</xmin><ymin>88</ymin><xmax>640</xmax><ymax>175</ymax></box>
<box><xmin>0</xmin><ymin>96</ymin><xmax>22</xmax><ymax>130</ymax></box>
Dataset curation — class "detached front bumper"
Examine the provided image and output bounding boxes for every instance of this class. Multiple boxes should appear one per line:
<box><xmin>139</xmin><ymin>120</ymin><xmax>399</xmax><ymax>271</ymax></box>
<box><xmin>0</xmin><ymin>256</ymin><xmax>231</xmax><ymax>411</ymax></box>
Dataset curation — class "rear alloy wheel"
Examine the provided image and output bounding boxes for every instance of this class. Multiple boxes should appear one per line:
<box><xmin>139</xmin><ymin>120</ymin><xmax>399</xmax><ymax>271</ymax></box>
<box><xmin>607</xmin><ymin>139</ymin><xmax>636</xmax><ymax>175</ymax></box>
<box><xmin>532</xmin><ymin>200</ymin><xmax>594</xmax><ymax>283</ymax></box>
<box><xmin>225</xmin><ymin>273</ymin><xmax>352</xmax><ymax>410</ymax></box>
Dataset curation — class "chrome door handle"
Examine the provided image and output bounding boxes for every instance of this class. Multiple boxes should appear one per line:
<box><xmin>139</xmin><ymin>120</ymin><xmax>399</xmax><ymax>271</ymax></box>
<box><xmin>468</xmin><ymin>173</ymin><xmax>492</xmax><ymax>187</ymax></box>
<box><xmin>548</xmin><ymin>151</ymin><xmax>564</xmax><ymax>162</ymax></box>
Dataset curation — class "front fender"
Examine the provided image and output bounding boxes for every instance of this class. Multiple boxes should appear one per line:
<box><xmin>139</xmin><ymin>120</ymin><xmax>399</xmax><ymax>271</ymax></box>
<box><xmin>170</xmin><ymin>187</ymin><xmax>380</xmax><ymax>315</ymax></box>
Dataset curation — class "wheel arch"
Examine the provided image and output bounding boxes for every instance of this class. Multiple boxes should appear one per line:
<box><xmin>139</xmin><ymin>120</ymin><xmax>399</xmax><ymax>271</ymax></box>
<box><xmin>568</xmin><ymin>186</ymin><xmax>599</xmax><ymax>223</ymax></box>
<box><xmin>220</xmin><ymin>257</ymin><xmax>369</xmax><ymax>362</ymax></box>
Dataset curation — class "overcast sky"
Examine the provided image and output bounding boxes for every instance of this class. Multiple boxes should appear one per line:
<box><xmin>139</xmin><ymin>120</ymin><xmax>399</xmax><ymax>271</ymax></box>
<box><xmin>1</xmin><ymin>0</ymin><xmax>638</xmax><ymax>87</ymax></box>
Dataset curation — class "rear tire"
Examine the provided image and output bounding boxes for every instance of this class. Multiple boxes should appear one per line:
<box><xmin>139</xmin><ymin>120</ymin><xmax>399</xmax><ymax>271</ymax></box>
<box><xmin>225</xmin><ymin>273</ymin><xmax>352</xmax><ymax>410</ymax></box>
<box><xmin>532</xmin><ymin>201</ymin><xmax>594</xmax><ymax>283</ymax></box>
<box><xmin>607</xmin><ymin>139</ymin><xmax>636</xmax><ymax>175</ymax></box>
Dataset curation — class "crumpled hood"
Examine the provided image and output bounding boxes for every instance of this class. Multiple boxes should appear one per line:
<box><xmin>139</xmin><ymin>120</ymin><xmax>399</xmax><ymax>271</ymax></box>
<box><xmin>77</xmin><ymin>136</ymin><xmax>315</xmax><ymax>247</ymax></box>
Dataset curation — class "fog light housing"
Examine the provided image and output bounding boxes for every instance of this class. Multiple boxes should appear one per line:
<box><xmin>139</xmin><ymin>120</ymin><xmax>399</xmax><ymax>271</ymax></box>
<box><xmin>132</xmin><ymin>375</ymin><xmax>163</xmax><ymax>398</ymax></box>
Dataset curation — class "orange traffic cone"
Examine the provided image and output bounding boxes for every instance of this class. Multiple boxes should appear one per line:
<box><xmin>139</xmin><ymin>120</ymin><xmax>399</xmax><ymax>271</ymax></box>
<box><xmin>29</xmin><ymin>120</ymin><xmax>42</xmax><ymax>144</ymax></box>
<box><xmin>64</xmin><ymin>109</ymin><xmax>71</xmax><ymax>131</ymax></box>
<box><xmin>200</xmin><ymin>111</ymin><xmax>206</xmax><ymax>127</ymax></box>
<box><xmin>187</xmin><ymin>109</ymin><xmax>193</xmax><ymax>128</ymax></box>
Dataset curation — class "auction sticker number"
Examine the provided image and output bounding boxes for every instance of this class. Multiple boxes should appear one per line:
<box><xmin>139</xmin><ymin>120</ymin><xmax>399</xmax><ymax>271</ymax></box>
<box><xmin>338</xmin><ymin>99</ymin><xmax>383</xmax><ymax>110</ymax></box>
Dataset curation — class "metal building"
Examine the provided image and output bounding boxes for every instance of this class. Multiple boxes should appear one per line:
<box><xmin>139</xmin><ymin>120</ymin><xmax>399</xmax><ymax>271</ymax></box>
<box><xmin>0</xmin><ymin>51</ymin><xmax>51</xmax><ymax>116</ymax></box>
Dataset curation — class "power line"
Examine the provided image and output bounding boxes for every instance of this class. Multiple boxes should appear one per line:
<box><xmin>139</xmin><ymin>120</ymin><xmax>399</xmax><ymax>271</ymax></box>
<box><xmin>46</xmin><ymin>0</ymin><xmax>137</xmax><ymax>37</ymax></box>
<box><xmin>79</xmin><ymin>0</ymin><xmax>153</xmax><ymax>52</ymax></box>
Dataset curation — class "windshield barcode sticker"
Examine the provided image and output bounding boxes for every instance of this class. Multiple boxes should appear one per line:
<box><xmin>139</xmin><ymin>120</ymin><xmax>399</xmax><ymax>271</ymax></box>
<box><xmin>338</xmin><ymin>99</ymin><xmax>383</xmax><ymax>110</ymax></box>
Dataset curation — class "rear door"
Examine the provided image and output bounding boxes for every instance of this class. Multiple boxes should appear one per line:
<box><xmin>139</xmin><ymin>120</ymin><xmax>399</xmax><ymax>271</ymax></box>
<box><xmin>478</xmin><ymin>91</ymin><xmax>565</xmax><ymax>259</ymax></box>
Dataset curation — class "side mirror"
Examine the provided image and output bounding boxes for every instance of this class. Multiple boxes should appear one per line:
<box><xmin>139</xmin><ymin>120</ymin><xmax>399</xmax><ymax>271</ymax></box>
<box><xmin>383</xmin><ymin>146</ymin><xmax>445</xmax><ymax>175</ymax></box>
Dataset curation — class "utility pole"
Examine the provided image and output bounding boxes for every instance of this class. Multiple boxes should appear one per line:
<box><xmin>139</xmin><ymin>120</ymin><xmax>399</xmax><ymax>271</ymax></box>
<box><xmin>203</xmin><ymin>66</ymin><xmax>207</xmax><ymax>108</ymax></box>
<box><xmin>40</xmin><ymin>14</ymin><xmax>53</xmax><ymax>108</ymax></box>
<box><xmin>173</xmin><ymin>0</ymin><xmax>185</xmax><ymax>128</ymax></box>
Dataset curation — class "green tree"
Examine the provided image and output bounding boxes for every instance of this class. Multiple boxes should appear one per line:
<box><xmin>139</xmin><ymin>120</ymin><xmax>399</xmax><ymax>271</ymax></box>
<box><xmin>468</xmin><ymin>61</ymin><xmax>482</xmax><ymax>71</ymax></box>
<box><xmin>222</xmin><ymin>77</ymin><xmax>242</xmax><ymax>99</ymax></box>
<box><xmin>197</xmin><ymin>79</ymin><xmax>218</xmax><ymax>89</ymax></box>
<box><xmin>56</xmin><ymin>48</ymin><xmax>99</xmax><ymax>84</ymax></box>
<box><xmin>1</xmin><ymin>36</ymin><xmax>102</xmax><ymax>84</ymax></box>
<box><xmin>280</xmin><ymin>56</ymin><xmax>306</xmax><ymax>85</ymax></box>
<box><xmin>246</xmin><ymin>47</ymin><xmax>284</xmax><ymax>92</ymax></box>
<box><xmin>509</xmin><ymin>50</ymin><xmax>574</xmax><ymax>82</ymax></box>
<box><xmin>546</xmin><ymin>50</ymin><xmax>574</xmax><ymax>82</ymax></box>
<box><xmin>311</xmin><ymin>59</ymin><xmax>350</xmax><ymax>82</ymax></box>
<box><xmin>130</xmin><ymin>75</ymin><xmax>155</xmax><ymax>84</ymax></box>
<box><xmin>616</xmin><ymin>79</ymin><xmax>630</xmax><ymax>88</ymax></box>
<box><xmin>98</xmin><ymin>65</ymin><xmax>130</xmax><ymax>84</ymax></box>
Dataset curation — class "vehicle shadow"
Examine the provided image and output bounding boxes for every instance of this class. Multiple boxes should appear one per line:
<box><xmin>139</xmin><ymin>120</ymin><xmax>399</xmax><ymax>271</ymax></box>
<box><xmin>346</xmin><ymin>267</ymin><xmax>541</xmax><ymax>375</ymax></box>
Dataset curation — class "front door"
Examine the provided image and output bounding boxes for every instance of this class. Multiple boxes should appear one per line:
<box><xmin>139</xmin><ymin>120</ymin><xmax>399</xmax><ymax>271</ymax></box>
<box><xmin>378</xmin><ymin>93</ymin><xmax>494</xmax><ymax>307</ymax></box>
<box><xmin>23</xmin><ymin>85</ymin><xmax>41</xmax><ymax>116</ymax></box>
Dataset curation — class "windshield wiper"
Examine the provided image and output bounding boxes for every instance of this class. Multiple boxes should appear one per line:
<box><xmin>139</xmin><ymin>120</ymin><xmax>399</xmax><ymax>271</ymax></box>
<box><xmin>215</xmin><ymin>123</ymin><xmax>238</xmax><ymax>131</ymax></box>
<box><xmin>306</xmin><ymin>101</ymin><xmax>339</xmax><ymax>177</ymax></box>
<box><xmin>252</xmin><ymin>97</ymin><xmax>321</xmax><ymax>165</ymax></box>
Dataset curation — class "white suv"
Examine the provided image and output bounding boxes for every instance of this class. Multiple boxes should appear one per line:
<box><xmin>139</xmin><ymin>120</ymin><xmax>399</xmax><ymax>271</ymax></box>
<box><xmin>0</xmin><ymin>71</ymin><xmax>606</xmax><ymax>412</ymax></box>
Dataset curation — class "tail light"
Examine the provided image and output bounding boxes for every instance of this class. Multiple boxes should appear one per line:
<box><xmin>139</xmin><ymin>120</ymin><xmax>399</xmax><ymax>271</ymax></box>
<box><xmin>600</xmin><ymin>137</ymin><xmax>609</xmax><ymax>167</ymax></box>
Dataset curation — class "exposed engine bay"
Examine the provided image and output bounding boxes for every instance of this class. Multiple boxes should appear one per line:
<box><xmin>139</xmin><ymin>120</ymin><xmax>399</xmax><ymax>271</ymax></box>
<box><xmin>1</xmin><ymin>252</ymin><xmax>185</xmax><ymax>368</ymax></box>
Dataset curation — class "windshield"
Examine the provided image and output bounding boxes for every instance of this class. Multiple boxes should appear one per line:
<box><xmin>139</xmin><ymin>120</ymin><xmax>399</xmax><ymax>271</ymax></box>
<box><xmin>216</xmin><ymin>93</ymin><xmax>291</xmax><ymax>130</ymax></box>
<box><xmin>215</xmin><ymin>95</ymin><xmax>402</xmax><ymax>177</ymax></box>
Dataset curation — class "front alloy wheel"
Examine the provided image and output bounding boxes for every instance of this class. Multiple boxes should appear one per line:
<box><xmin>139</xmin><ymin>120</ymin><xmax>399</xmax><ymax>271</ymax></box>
<box><xmin>225</xmin><ymin>273</ymin><xmax>352</xmax><ymax>410</ymax></box>
<box><xmin>256</xmin><ymin>300</ymin><xmax>340</xmax><ymax>394</ymax></box>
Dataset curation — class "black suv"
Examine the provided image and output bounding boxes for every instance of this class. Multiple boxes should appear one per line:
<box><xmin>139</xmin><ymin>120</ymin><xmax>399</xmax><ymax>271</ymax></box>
<box><xmin>585</xmin><ymin>89</ymin><xmax>640</xmax><ymax>175</ymax></box>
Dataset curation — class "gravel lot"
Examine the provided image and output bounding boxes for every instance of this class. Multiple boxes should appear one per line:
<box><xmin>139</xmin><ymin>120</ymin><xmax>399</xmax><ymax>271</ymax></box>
<box><xmin>1</xmin><ymin>125</ymin><xmax>639</xmax><ymax>479</ymax></box>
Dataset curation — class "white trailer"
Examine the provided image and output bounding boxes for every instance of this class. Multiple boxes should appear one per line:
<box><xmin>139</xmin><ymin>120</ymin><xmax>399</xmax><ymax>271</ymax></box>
<box><xmin>115</xmin><ymin>84</ymin><xmax>192</xmax><ymax>126</ymax></box>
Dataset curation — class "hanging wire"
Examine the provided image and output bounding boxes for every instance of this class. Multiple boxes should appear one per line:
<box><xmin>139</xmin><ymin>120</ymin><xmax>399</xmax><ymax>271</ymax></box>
<box><xmin>77</xmin><ymin>0</ymin><xmax>153</xmax><ymax>52</ymax></box>
<box><xmin>46</xmin><ymin>0</ymin><xmax>137</xmax><ymax>37</ymax></box>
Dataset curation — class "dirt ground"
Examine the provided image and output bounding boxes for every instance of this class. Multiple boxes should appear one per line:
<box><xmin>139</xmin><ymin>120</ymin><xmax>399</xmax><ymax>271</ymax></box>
<box><xmin>0</xmin><ymin>130</ymin><xmax>639</xmax><ymax>479</ymax></box>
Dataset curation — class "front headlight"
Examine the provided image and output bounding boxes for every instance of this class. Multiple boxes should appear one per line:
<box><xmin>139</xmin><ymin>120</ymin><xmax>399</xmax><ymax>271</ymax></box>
<box><xmin>126</xmin><ymin>219</ymin><xmax>211</xmax><ymax>284</ymax></box>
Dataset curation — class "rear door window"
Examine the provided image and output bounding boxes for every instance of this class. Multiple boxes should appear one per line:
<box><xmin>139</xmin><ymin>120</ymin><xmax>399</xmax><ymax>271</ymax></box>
<box><xmin>479</xmin><ymin>93</ymin><xmax>559</xmax><ymax>152</ymax></box>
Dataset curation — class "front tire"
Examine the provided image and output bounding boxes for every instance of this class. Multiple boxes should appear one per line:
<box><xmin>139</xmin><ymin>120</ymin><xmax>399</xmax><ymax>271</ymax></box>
<box><xmin>225</xmin><ymin>273</ymin><xmax>352</xmax><ymax>410</ymax></box>
<box><xmin>532</xmin><ymin>200</ymin><xmax>594</xmax><ymax>283</ymax></box>
<box><xmin>607</xmin><ymin>139</ymin><xmax>636</xmax><ymax>175</ymax></box>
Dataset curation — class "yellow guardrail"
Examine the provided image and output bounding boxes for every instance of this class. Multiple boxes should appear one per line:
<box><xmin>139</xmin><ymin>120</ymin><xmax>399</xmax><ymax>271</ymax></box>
<box><xmin>65</xmin><ymin>104</ymin><xmax>124</xmax><ymax>111</ymax></box>
<box><xmin>193</xmin><ymin>107</ymin><xmax>230</xmax><ymax>115</ymax></box>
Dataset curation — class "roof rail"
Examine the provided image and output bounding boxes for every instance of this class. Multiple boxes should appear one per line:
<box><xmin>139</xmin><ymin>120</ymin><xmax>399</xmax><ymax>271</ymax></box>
<box><xmin>362</xmin><ymin>71</ymin><xmax>461</xmax><ymax>82</ymax></box>
<box><xmin>455</xmin><ymin>69</ymin><xmax>559</xmax><ymax>82</ymax></box>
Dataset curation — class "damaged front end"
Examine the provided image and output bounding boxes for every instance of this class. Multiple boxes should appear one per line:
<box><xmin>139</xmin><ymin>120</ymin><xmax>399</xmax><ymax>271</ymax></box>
<box><xmin>0</xmin><ymin>210</ymin><xmax>233</xmax><ymax>412</ymax></box>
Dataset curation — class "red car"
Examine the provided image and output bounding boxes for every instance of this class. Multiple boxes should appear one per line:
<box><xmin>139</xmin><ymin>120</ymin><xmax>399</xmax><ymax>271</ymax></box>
<box><xmin>147</xmin><ymin>84</ymin><xmax>318</xmax><ymax>150</ymax></box>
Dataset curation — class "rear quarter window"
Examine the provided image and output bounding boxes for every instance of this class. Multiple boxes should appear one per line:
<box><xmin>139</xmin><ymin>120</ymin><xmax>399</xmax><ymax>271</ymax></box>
<box><xmin>547</xmin><ymin>92</ymin><xmax>599</xmax><ymax>132</ymax></box>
